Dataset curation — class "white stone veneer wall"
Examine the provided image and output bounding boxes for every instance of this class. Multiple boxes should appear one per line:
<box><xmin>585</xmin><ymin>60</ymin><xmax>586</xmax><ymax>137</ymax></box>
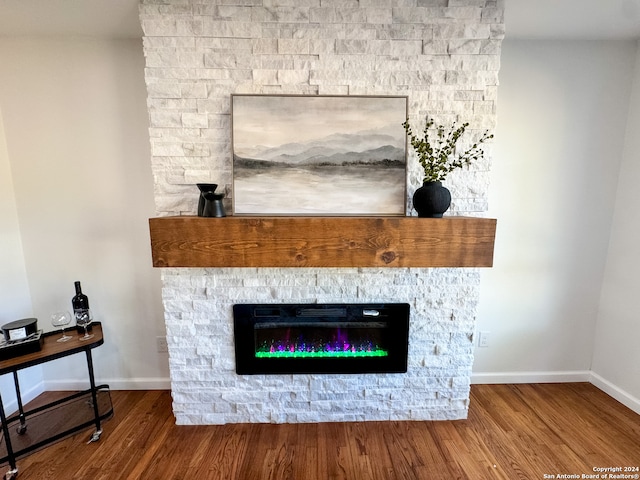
<box><xmin>164</xmin><ymin>267</ymin><xmax>480</xmax><ymax>423</ymax></box>
<box><xmin>140</xmin><ymin>0</ymin><xmax>504</xmax><ymax>424</ymax></box>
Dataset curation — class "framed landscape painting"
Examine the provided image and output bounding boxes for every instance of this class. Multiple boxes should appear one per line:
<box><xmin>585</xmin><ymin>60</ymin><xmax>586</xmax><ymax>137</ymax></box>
<box><xmin>231</xmin><ymin>94</ymin><xmax>407</xmax><ymax>216</ymax></box>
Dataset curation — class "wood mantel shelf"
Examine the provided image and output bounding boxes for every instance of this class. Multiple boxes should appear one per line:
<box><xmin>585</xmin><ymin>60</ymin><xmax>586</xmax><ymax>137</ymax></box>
<box><xmin>149</xmin><ymin>216</ymin><xmax>496</xmax><ymax>268</ymax></box>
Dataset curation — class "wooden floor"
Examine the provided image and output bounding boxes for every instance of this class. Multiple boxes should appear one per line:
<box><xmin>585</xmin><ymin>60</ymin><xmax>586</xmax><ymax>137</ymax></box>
<box><xmin>7</xmin><ymin>383</ymin><xmax>640</xmax><ymax>480</ymax></box>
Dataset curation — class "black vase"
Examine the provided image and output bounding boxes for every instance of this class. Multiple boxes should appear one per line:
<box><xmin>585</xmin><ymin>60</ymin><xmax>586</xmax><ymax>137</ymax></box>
<box><xmin>197</xmin><ymin>183</ymin><xmax>226</xmax><ymax>217</ymax></box>
<box><xmin>197</xmin><ymin>183</ymin><xmax>217</xmax><ymax>216</ymax></box>
<box><xmin>412</xmin><ymin>181</ymin><xmax>451</xmax><ymax>218</ymax></box>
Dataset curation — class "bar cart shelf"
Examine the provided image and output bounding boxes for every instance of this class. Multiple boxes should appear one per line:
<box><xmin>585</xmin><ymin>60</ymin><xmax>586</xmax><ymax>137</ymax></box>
<box><xmin>0</xmin><ymin>322</ymin><xmax>112</xmax><ymax>479</ymax></box>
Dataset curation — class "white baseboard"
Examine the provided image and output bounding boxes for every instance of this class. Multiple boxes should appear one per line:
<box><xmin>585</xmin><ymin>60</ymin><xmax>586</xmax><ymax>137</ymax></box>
<box><xmin>471</xmin><ymin>370</ymin><xmax>592</xmax><ymax>384</ymax></box>
<box><xmin>471</xmin><ymin>370</ymin><xmax>640</xmax><ymax>416</ymax></box>
<box><xmin>589</xmin><ymin>372</ymin><xmax>640</xmax><ymax>415</ymax></box>
<box><xmin>43</xmin><ymin>377</ymin><xmax>170</xmax><ymax>391</ymax></box>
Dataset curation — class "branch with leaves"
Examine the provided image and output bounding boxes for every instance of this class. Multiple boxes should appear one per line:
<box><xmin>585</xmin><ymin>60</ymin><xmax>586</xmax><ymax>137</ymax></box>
<box><xmin>402</xmin><ymin>117</ymin><xmax>493</xmax><ymax>183</ymax></box>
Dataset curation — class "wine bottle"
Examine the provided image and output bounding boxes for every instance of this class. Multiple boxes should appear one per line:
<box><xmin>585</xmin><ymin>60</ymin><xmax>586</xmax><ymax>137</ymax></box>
<box><xmin>72</xmin><ymin>281</ymin><xmax>92</xmax><ymax>332</ymax></box>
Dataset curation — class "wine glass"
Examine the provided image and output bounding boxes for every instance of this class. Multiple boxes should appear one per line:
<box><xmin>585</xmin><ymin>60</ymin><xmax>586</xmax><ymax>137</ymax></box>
<box><xmin>75</xmin><ymin>309</ymin><xmax>94</xmax><ymax>341</ymax></box>
<box><xmin>51</xmin><ymin>311</ymin><xmax>73</xmax><ymax>342</ymax></box>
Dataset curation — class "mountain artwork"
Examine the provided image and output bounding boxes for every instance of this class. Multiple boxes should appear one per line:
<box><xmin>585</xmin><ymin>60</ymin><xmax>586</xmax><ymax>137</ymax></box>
<box><xmin>231</xmin><ymin>95</ymin><xmax>407</xmax><ymax>215</ymax></box>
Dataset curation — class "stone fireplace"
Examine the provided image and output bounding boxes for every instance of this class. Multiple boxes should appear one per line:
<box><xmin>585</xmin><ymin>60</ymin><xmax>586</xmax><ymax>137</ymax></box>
<box><xmin>140</xmin><ymin>0</ymin><xmax>504</xmax><ymax>424</ymax></box>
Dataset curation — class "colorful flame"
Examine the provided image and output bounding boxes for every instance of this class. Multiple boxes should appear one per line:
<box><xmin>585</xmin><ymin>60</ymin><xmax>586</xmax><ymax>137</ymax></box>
<box><xmin>255</xmin><ymin>350</ymin><xmax>388</xmax><ymax>358</ymax></box>
<box><xmin>255</xmin><ymin>327</ymin><xmax>388</xmax><ymax>359</ymax></box>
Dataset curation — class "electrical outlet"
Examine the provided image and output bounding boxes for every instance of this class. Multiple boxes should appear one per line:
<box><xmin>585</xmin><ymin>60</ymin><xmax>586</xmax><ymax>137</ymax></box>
<box><xmin>478</xmin><ymin>331</ymin><xmax>490</xmax><ymax>348</ymax></box>
<box><xmin>156</xmin><ymin>336</ymin><xmax>168</xmax><ymax>353</ymax></box>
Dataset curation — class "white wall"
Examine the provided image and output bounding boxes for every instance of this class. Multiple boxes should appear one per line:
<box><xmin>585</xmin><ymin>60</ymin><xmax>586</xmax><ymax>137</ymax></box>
<box><xmin>592</xmin><ymin>42</ymin><xmax>640</xmax><ymax>407</ymax></box>
<box><xmin>0</xmin><ymin>37</ymin><xmax>167</xmax><ymax>389</ymax></box>
<box><xmin>0</xmin><ymin>106</ymin><xmax>43</xmax><ymax>407</ymax></box>
<box><xmin>476</xmin><ymin>40</ymin><xmax>638</xmax><ymax>382</ymax></box>
<box><xmin>0</xmin><ymin>114</ymin><xmax>33</xmax><ymax>322</ymax></box>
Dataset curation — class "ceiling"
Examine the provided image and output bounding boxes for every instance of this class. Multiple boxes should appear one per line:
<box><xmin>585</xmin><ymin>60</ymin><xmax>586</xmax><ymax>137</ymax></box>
<box><xmin>0</xmin><ymin>0</ymin><xmax>639</xmax><ymax>40</ymax></box>
<box><xmin>506</xmin><ymin>0</ymin><xmax>640</xmax><ymax>39</ymax></box>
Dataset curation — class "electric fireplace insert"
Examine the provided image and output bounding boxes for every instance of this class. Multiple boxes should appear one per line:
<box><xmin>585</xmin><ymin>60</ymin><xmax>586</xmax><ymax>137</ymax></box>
<box><xmin>233</xmin><ymin>303</ymin><xmax>410</xmax><ymax>374</ymax></box>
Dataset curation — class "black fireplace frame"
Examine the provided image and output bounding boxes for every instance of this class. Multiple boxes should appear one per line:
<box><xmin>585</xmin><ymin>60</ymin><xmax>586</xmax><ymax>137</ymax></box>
<box><xmin>233</xmin><ymin>303</ymin><xmax>410</xmax><ymax>375</ymax></box>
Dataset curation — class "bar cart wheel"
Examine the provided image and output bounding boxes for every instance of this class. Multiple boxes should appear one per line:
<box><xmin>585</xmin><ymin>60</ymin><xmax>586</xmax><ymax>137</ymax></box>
<box><xmin>15</xmin><ymin>425</ymin><xmax>26</xmax><ymax>435</ymax></box>
<box><xmin>3</xmin><ymin>467</ymin><xmax>18</xmax><ymax>480</ymax></box>
<box><xmin>87</xmin><ymin>429</ymin><xmax>102</xmax><ymax>444</ymax></box>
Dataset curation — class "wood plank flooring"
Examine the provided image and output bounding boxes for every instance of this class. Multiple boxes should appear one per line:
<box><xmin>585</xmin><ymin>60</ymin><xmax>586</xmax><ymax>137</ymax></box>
<box><xmin>7</xmin><ymin>383</ymin><xmax>640</xmax><ymax>480</ymax></box>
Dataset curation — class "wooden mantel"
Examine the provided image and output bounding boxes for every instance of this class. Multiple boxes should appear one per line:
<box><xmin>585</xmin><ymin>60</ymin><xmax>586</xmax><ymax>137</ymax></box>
<box><xmin>149</xmin><ymin>216</ymin><xmax>496</xmax><ymax>268</ymax></box>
